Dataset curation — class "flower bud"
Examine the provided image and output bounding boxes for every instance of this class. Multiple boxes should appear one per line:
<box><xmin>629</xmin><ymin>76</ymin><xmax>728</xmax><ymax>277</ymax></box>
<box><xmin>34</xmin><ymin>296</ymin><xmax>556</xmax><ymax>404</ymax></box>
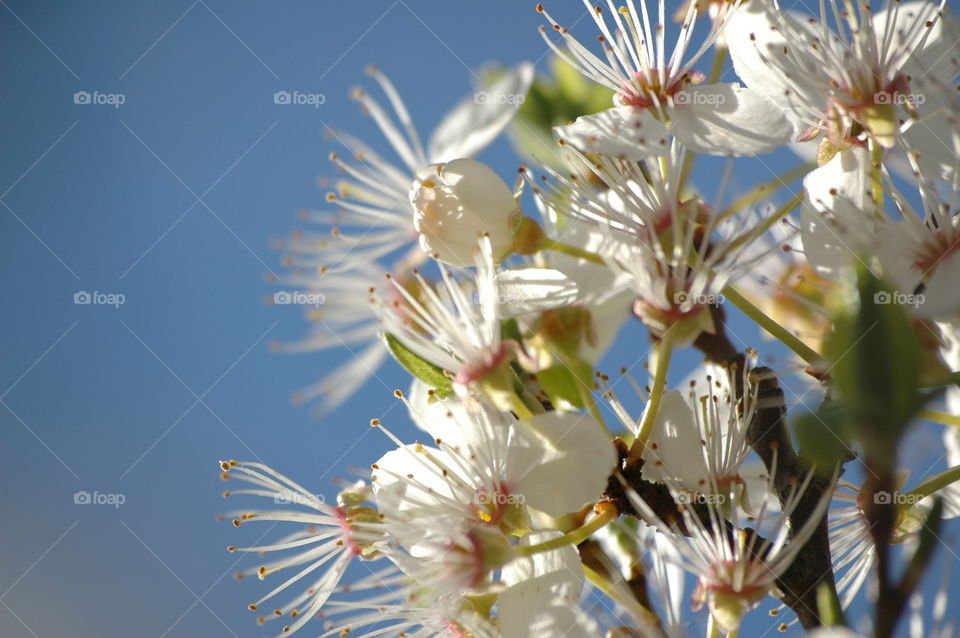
<box><xmin>410</xmin><ymin>158</ymin><xmax>519</xmax><ymax>266</ymax></box>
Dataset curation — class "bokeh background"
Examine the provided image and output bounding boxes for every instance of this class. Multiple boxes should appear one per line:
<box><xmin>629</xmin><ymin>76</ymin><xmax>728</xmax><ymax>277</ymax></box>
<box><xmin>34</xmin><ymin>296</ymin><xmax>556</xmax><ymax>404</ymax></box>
<box><xmin>1</xmin><ymin>2</ymin><xmax>956</xmax><ymax>637</ymax></box>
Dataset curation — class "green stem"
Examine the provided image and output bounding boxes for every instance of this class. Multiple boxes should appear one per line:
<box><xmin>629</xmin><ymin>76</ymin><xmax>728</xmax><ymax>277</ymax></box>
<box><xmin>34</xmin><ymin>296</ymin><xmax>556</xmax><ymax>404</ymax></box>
<box><xmin>517</xmin><ymin>503</ymin><xmax>618</xmax><ymax>556</ymax></box>
<box><xmin>629</xmin><ymin>333</ymin><xmax>674</xmax><ymax>457</ymax></box>
<box><xmin>918</xmin><ymin>409</ymin><xmax>960</xmax><ymax>428</ymax></box>
<box><xmin>709</xmin><ymin>44</ymin><xmax>728</xmax><ymax>84</ymax></box>
<box><xmin>717</xmin><ymin>163</ymin><xmax>814</xmax><ymax>221</ymax></box>
<box><xmin>707</xmin><ymin>614</ymin><xmax>721</xmax><ymax>638</ymax></box>
<box><xmin>905</xmin><ymin>464</ymin><xmax>960</xmax><ymax>501</ymax></box>
<box><xmin>869</xmin><ymin>138</ymin><xmax>885</xmax><ymax>210</ymax></box>
<box><xmin>542</xmin><ymin>239</ymin><xmax>605</xmax><ymax>265</ymax></box>
<box><xmin>722</xmin><ymin>284</ymin><xmax>824</xmax><ymax>367</ymax></box>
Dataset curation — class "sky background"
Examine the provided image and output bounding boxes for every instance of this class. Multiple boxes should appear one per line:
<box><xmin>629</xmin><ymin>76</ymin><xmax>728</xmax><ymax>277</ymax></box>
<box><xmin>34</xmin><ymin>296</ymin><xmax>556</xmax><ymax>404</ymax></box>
<box><xmin>0</xmin><ymin>2</ymin><xmax>957</xmax><ymax>637</ymax></box>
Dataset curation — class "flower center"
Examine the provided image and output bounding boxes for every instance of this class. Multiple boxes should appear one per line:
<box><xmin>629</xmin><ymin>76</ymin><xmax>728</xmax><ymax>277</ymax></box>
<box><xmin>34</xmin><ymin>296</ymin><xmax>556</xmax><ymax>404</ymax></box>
<box><xmin>616</xmin><ymin>70</ymin><xmax>706</xmax><ymax>109</ymax></box>
<box><xmin>913</xmin><ymin>228</ymin><xmax>960</xmax><ymax>275</ymax></box>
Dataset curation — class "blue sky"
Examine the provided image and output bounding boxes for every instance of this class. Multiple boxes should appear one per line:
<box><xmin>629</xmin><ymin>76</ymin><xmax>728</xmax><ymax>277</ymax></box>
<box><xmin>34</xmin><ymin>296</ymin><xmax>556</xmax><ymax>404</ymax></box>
<box><xmin>1</xmin><ymin>2</ymin><xmax>956</xmax><ymax>637</ymax></box>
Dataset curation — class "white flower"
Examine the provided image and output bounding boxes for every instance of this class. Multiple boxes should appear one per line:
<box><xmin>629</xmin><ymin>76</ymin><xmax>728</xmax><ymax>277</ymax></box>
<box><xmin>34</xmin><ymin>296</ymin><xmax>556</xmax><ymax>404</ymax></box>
<box><xmin>411</xmin><ymin>158</ymin><xmax>521</xmax><ymax>266</ymax></box>
<box><xmin>627</xmin><ymin>469</ymin><xmax>833</xmax><ymax>633</ymax></box>
<box><xmin>376</xmin><ymin>236</ymin><xmax>574</xmax><ymax>403</ymax></box>
<box><xmin>218</xmin><ymin>461</ymin><xmax>386</xmax><ymax>636</ymax></box>
<box><xmin>373</xmin><ymin>393</ymin><xmax>615</xmax><ymax>525</ymax></box>
<box><xmin>538</xmin><ymin>0</ymin><xmax>792</xmax><ymax>157</ymax></box>
<box><xmin>634</xmin><ymin>364</ymin><xmax>755</xmax><ymax>498</ymax></box>
<box><xmin>540</xmin><ymin>141</ymin><xmax>766</xmax><ymax>344</ymax></box>
<box><xmin>800</xmin><ymin>148</ymin><xmax>960</xmax><ymax>318</ymax></box>
<box><xmin>725</xmin><ymin>1</ymin><xmax>960</xmax><ymax>162</ymax></box>
<box><xmin>275</xmin><ymin>63</ymin><xmax>533</xmax><ymax>414</ymax></box>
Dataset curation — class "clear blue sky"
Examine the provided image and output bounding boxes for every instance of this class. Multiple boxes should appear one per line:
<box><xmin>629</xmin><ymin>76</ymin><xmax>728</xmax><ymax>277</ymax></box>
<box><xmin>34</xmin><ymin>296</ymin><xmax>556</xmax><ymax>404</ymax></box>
<box><xmin>0</xmin><ymin>2</ymin><xmax>955</xmax><ymax>637</ymax></box>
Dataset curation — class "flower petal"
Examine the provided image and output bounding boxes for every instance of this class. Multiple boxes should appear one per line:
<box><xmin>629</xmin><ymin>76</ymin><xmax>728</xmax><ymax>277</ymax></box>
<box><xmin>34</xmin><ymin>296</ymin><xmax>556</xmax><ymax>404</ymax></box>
<box><xmin>428</xmin><ymin>62</ymin><xmax>535</xmax><ymax>162</ymax></box>
<box><xmin>508</xmin><ymin>412</ymin><xmax>616</xmax><ymax>517</ymax></box>
<box><xmin>496</xmin><ymin>268</ymin><xmax>579</xmax><ymax>318</ymax></box>
<box><xmin>554</xmin><ymin>106</ymin><xmax>668</xmax><ymax>160</ymax></box>
<box><xmin>499</xmin><ymin>531</ymin><xmax>586</xmax><ymax>638</ymax></box>
<box><xmin>670</xmin><ymin>84</ymin><xmax>792</xmax><ymax>156</ymax></box>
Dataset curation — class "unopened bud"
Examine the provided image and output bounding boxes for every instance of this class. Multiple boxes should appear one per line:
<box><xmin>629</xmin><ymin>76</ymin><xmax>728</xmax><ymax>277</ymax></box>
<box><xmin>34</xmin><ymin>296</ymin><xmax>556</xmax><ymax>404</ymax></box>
<box><xmin>410</xmin><ymin>158</ymin><xmax>519</xmax><ymax>266</ymax></box>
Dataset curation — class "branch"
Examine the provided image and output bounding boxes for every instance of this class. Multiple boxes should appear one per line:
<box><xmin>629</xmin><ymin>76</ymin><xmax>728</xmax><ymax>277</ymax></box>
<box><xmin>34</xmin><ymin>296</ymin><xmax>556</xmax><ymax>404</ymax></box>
<box><xmin>693</xmin><ymin>304</ymin><xmax>842</xmax><ymax>630</ymax></box>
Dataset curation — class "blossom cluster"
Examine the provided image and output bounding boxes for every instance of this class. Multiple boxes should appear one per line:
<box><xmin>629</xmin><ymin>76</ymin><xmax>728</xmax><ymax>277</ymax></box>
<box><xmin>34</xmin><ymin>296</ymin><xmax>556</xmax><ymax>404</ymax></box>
<box><xmin>219</xmin><ymin>1</ymin><xmax>960</xmax><ymax>637</ymax></box>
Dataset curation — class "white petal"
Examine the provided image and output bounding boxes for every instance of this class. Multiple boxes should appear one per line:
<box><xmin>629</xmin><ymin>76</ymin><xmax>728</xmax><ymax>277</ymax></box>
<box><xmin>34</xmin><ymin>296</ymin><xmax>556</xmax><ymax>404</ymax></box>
<box><xmin>500</xmin><ymin>530</ymin><xmax>588</xmax><ymax>638</ymax></box>
<box><xmin>800</xmin><ymin>147</ymin><xmax>874</xmax><ymax>278</ymax></box>
<box><xmin>902</xmin><ymin>103</ymin><xmax>960</xmax><ymax>183</ymax></box>
<box><xmin>671</xmin><ymin>84</ymin><xmax>793</xmax><ymax>155</ymax></box>
<box><xmin>371</xmin><ymin>445</ymin><xmax>458</xmax><ymax>519</ymax></box>
<box><xmin>496</xmin><ymin>268</ymin><xmax>579</xmax><ymax>318</ymax></box>
<box><xmin>937</xmin><ymin>426</ymin><xmax>960</xmax><ymax>519</ymax></box>
<box><xmin>724</xmin><ymin>5</ymin><xmax>820</xmax><ymax>120</ymax></box>
<box><xmin>639</xmin><ymin>389</ymin><xmax>709</xmax><ymax>490</ymax></box>
<box><xmin>508</xmin><ymin>412</ymin><xmax>616</xmax><ymax>517</ymax></box>
<box><xmin>554</xmin><ymin>107</ymin><xmax>668</xmax><ymax>160</ymax></box>
<box><xmin>914</xmin><ymin>250</ymin><xmax>960</xmax><ymax>318</ymax></box>
<box><xmin>427</xmin><ymin>62</ymin><xmax>535</xmax><ymax>162</ymax></box>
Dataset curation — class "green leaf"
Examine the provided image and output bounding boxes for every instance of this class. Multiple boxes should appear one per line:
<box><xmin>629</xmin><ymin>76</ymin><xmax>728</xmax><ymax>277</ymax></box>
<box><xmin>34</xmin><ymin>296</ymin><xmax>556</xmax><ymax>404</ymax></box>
<box><xmin>537</xmin><ymin>364</ymin><xmax>586</xmax><ymax>409</ymax></box>
<box><xmin>536</xmin><ymin>357</ymin><xmax>594</xmax><ymax>411</ymax></box>
<box><xmin>794</xmin><ymin>407</ymin><xmax>852</xmax><ymax>473</ymax></box>
<box><xmin>825</xmin><ymin>265</ymin><xmax>923</xmax><ymax>458</ymax></box>
<box><xmin>384</xmin><ymin>334</ymin><xmax>454</xmax><ymax>398</ymax></box>
<box><xmin>816</xmin><ymin>581</ymin><xmax>846</xmax><ymax>627</ymax></box>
